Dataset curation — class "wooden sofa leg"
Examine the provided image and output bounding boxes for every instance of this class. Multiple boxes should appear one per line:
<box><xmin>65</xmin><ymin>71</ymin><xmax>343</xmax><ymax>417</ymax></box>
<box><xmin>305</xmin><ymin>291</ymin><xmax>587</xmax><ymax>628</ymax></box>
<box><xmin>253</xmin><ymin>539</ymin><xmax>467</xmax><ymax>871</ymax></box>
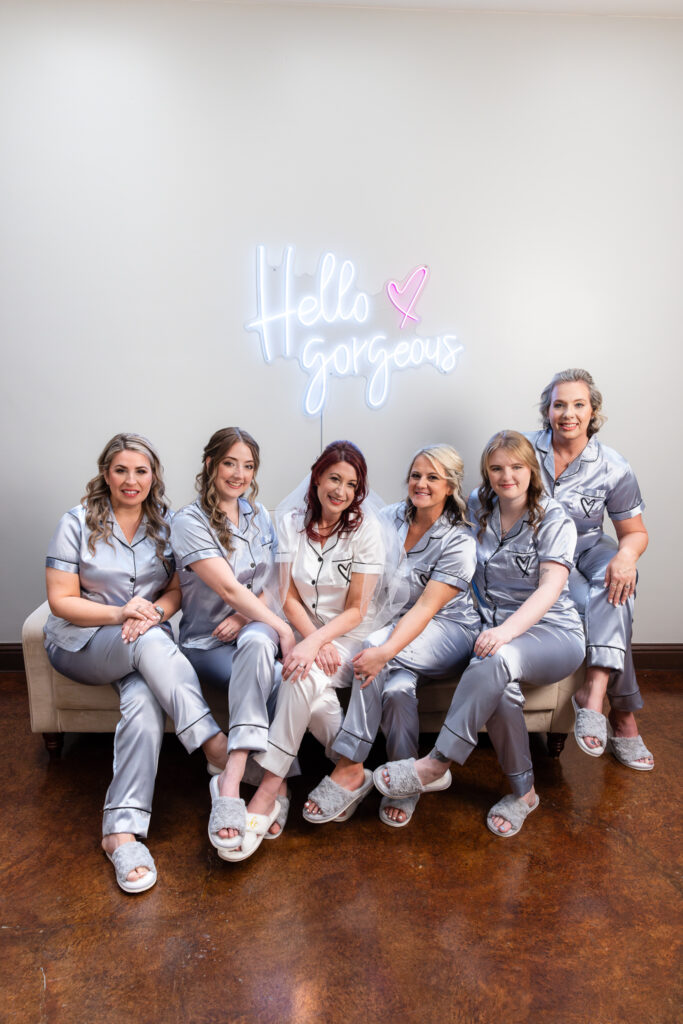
<box><xmin>43</xmin><ymin>733</ymin><xmax>64</xmax><ymax>760</ymax></box>
<box><xmin>547</xmin><ymin>732</ymin><xmax>567</xmax><ymax>758</ymax></box>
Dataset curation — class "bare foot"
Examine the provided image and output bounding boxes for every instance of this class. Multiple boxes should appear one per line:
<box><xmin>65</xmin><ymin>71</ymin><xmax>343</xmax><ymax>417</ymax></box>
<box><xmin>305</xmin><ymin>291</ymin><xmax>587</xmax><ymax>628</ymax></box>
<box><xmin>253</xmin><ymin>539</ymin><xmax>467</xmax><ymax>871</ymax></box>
<box><xmin>383</xmin><ymin>804</ymin><xmax>407</xmax><ymax>824</ymax></box>
<box><xmin>304</xmin><ymin>760</ymin><xmax>366</xmax><ymax>817</ymax></box>
<box><xmin>609</xmin><ymin>709</ymin><xmax>654</xmax><ymax>766</ymax></box>
<box><xmin>214</xmin><ymin>751</ymin><xmax>249</xmax><ymax>841</ymax></box>
<box><xmin>102</xmin><ymin>833</ymin><xmax>149</xmax><ymax>883</ymax></box>
<box><xmin>489</xmin><ymin>788</ymin><xmax>537</xmax><ymax>835</ymax></box>
<box><xmin>381</xmin><ymin>755</ymin><xmax>448</xmax><ymax>792</ymax></box>
<box><xmin>574</xmin><ymin>686</ymin><xmax>607</xmax><ymax>751</ymax></box>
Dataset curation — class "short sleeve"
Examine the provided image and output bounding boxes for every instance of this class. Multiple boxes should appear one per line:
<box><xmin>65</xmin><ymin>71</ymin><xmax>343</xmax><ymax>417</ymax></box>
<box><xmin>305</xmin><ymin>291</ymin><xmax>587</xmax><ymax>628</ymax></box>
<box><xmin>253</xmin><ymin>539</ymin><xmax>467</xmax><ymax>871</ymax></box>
<box><xmin>171</xmin><ymin>507</ymin><xmax>222</xmax><ymax>568</ymax></box>
<box><xmin>536</xmin><ymin>504</ymin><xmax>577</xmax><ymax>569</ymax></box>
<box><xmin>431</xmin><ymin>528</ymin><xmax>477</xmax><ymax>591</ymax></box>
<box><xmin>605</xmin><ymin>458</ymin><xmax>646</xmax><ymax>522</ymax></box>
<box><xmin>351</xmin><ymin>514</ymin><xmax>384</xmax><ymax>575</ymax></box>
<box><xmin>45</xmin><ymin>509</ymin><xmax>82</xmax><ymax>574</ymax></box>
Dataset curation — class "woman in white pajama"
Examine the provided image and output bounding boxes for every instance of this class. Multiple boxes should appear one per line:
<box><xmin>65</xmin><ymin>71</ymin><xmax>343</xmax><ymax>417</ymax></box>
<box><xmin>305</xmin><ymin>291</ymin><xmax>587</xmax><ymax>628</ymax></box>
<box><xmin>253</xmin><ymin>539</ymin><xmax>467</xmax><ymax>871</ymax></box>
<box><xmin>374</xmin><ymin>431</ymin><xmax>585</xmax><ymax>838</ymax></box>
<box><xmin>308</xmin><ymin>445</ymin><xmax>480</xmax><ymax>829</ymax></box>
<box><xmin>44</xmin><ymin>434</ymin><xmax>229</xmax><ymax>893</ymax></box>
<box><xmin>171</xmin><ymin>428</ymin><xmax>296</xmax><ymax>856</ymax></box>
<box><xmin>529</xmin><ymin>368</ymin><xmax>651</xmax><ymax>769</ymax></box>
<box><xmin>221</xmin><ymin>441</ymin><xmax>384</xmax><ymax>861</ymax></box>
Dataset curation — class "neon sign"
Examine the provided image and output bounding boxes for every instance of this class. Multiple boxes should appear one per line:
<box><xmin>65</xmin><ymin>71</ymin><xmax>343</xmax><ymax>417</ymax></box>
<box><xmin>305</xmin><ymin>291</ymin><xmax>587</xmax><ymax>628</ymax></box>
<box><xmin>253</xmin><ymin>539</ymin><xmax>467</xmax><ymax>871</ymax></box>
<box><xmin>245</xmin><ymin>246</ymin><xmax>463</xmax><ymax>417</ymax></box>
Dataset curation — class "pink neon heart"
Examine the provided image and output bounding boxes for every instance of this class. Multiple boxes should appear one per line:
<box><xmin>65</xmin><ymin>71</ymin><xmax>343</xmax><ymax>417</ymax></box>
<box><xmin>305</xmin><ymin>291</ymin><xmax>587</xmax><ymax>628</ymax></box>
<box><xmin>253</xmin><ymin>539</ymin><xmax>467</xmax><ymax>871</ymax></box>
<box><xmin>386</xmin><ymin>266</ymin><xmax>429</xmax><ymax>329</ymax></box>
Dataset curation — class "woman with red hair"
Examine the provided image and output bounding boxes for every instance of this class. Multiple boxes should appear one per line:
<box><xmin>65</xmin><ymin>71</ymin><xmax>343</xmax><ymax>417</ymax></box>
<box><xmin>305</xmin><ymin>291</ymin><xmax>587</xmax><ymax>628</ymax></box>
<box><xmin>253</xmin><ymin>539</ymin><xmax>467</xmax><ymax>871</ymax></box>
<box><xmin>221</xmin><ymin>441</ymin><xmax>386</xmax><ymax>861</ymax></box>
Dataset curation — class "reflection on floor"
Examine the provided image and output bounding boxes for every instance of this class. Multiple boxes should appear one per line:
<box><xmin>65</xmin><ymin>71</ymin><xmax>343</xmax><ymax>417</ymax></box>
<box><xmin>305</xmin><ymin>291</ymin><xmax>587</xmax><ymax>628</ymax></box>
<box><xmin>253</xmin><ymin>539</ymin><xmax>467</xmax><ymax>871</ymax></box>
<box><xmin>1</xmin><ymin>670</ymin><xmax>680</xmax><ymax>1024</ymax></box>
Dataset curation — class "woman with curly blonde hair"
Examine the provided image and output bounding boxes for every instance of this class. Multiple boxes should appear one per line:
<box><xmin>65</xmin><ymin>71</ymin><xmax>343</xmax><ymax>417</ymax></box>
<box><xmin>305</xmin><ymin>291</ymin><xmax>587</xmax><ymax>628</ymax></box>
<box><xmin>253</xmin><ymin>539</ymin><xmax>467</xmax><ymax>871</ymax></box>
<box><xmin>44</xmin><ymin>433</ymin><xmax>229</xmax><ymax>894</ymax></box>
<box><xmin>171</xmin><ymin>428</ymin><xmax>296</xmax><ymax>856</ymax></box>
<box><xmin>306</xmin><ymin>444</ymin><xmax>480</xmax><ymax>829</ymax></box>
<box><xmin>374</xmin><ymin>431</ymin><xmax>585</xmax><ymax>838</ymax></box>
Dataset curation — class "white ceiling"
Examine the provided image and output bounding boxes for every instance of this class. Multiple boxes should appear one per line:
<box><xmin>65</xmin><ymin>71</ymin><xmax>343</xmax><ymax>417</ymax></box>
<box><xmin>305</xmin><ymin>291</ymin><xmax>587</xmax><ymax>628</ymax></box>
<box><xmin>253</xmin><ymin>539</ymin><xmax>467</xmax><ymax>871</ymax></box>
<box><xmin>226</xmin><ymin>0</ymin><xmax>683</xmax><ymax>18</ymax></box>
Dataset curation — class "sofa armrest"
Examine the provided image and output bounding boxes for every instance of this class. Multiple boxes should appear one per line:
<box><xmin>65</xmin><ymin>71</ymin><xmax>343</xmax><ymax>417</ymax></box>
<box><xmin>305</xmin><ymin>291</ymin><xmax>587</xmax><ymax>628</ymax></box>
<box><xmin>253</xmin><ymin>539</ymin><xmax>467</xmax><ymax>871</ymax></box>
<box><xmin>22</xmin><ymin>601</ymin><xmax>59</xmax><ymax>733</ymax></box>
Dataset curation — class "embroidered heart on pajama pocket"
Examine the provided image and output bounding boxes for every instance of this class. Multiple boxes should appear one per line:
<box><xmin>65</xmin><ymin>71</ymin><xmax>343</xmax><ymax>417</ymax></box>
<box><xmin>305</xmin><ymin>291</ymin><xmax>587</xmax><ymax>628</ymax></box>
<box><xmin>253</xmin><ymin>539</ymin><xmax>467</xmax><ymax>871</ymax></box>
<box><xmin>418</xmin><ymin>571</ymin><xmax>431</xmax><ymax>588</ymax></box>
<box><xmin>580</xmin><ymin>496</ymin><xmax>596</xmax><ymax>517</ymax></box>
<box><xmin>514</xmin><ymin>555</ymin><xmax>532</xmax><ymax>577</ymax></box>
<box><xmin>337</xmin><ymin>561</ymin><xmax>352</xmax><ymax>582</ymax></box>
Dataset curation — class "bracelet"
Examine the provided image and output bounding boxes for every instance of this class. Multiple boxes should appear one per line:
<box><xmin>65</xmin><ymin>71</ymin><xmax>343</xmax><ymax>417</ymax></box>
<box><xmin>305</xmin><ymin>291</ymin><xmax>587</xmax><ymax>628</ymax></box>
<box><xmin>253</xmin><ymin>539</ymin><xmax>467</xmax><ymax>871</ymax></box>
<box><xmin>154</xmin><ymin>605</ymin><xmax>165</xmax><ymax>622</ymax></box>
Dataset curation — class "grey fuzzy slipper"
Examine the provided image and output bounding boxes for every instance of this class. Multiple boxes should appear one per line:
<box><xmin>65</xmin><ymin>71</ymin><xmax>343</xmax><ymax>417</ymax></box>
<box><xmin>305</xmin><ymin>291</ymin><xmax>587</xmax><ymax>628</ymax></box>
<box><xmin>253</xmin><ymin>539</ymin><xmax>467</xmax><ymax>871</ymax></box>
<box><xmin>303</xmin><ymin>770</ymin><xmax>374</xmax><ymax>824</ymax></box>
<box><xmin>372</xmin><ymin>758</ymin><xmax>452</xmax><ymax>798</ymax></box>
<box><xmin>379</xmin><ymin>793</ymin><xmax>420</xmax><ymax>828</ymax></box>
<box><xmin>208</xmin><ymin>775</ymin><xmax>246</xmax><ymax>851</ymax></box>
<box><xmin>106</xmin><ymin>840</ymin><xmax>157</xmax><ymax>894</ymax></box>
<box><xmin>572</xmin><ymin>695</ymin><xmax>607</xmax><ymax>757</ymax></box>
<box><xmin>486</xmin><ymin>794</ymin><xmax>540</xmax><ymax>838</ymax></box>
<box><xmin>263</xmin><ymin>792</ymin><xmax>291</xmax><ymax>839</ymax></box>
<box><xmin>607</xmin><ymin>732</ymin><xmax>654</xmax><ymax>771</ymax></box>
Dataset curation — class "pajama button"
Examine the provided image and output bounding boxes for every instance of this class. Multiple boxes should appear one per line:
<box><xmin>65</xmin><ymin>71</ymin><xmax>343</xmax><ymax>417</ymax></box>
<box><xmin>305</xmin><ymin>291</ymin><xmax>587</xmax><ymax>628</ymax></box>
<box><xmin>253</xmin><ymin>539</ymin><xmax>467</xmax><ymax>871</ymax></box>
<box><xmin>250</xmin><ymin>562</ymin><xmax>255</xmax><ymax>568</ymax></box>
<box><xmin>129</xmin><ymin>577</ymin><xmax>135</xmax><ymax>582</ymax></box>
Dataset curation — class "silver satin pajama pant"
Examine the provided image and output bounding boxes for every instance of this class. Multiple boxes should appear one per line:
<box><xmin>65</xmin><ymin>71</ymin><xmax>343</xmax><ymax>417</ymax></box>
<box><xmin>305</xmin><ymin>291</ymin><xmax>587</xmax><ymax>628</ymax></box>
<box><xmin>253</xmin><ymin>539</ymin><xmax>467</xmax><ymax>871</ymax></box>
<box><xmin>255</xmin><ymin>635</ymin><xmax>361</xmax><ymax>779</ymax></box>
<box><xmin>571</xmin><ymin>535</ymin><xmax>643</xmax><ymax>712</ymax></box>
<box><xmin>46</xmin><ymin>625</ymin><xmax>221</xmax><ymax>837</ymax></box>
<box><xmin>183</xmin><ymin>622</ymin><xmax>280</xmax><ymax>753</ymax></box>
<box><xmin>333</xmin><ymin>619</ymin><xmax>478</xmax><ymax>763</ymax></box>
<box><xmin>434</xmin><ymin>624</ymin><xmax>585</xmax><ymax>797</ymax></box>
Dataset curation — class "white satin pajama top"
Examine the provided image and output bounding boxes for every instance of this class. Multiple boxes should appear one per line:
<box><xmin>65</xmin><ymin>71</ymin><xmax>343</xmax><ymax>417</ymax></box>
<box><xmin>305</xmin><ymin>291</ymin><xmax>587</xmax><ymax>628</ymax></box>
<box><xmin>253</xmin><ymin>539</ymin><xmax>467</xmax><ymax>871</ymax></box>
<box><xmin>44</xmin><ymin>505</ymin><xmax>174</xmax><ymax>652</ymax></box>
<box><xmin>277</xmin><ymin>509</ymin><xmax>384</xmax><ymax>642</ymax></box>
<box><xmin>171</xmin><ymin>499</ymin><xmax>277</xmax><ymax>651</ymax></box>
<box><xmin>527</xmin><ymin>430</ymin><xmax>645</xmax><ymax>557</ymax></box>
<box><xmin>468</xmin><ymin>492</ymin><xmax>582</xmax><ymax>632</ymax></box>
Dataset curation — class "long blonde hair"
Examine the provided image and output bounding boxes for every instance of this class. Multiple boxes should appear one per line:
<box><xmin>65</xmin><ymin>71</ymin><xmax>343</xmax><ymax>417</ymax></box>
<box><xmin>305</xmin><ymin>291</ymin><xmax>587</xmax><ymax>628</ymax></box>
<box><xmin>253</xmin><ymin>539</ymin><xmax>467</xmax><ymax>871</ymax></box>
<box><xmin>539</xmin><ymin>367</ymin><xmax>606</xmax><ymax>438</ymax></box>
<box><xmin>195</xmin><ymin>427</ymin><xmax>260</xmax><ymax>554</ymax></box>
<box><xmin>476</xmin><ymin>431</ymin><xmax>545</xmax><ymax>540</ymax></box>
<box><xmin>83</xmin><ymin>433</ymin><xmax>170</xmax><ymax>560</ymax></box>
<box><xmin>405</xmin><ymin>444</ymin><xmax>470</xmax><ymax>526</ymax></box>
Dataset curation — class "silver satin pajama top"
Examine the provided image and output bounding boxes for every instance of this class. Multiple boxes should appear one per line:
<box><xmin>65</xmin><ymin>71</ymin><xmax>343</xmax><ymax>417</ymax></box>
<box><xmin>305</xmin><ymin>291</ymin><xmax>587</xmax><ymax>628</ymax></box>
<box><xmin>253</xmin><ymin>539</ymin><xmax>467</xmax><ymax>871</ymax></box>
<box><xmin>44</xmin><ymin>504</ymin><xmax>174</xmax><ymax>652</ymax></box>
<box><xmin>171</xmin><ymin>498</ymin><xmax>277</xmax><ymax>651</ymax></box>
<box><xmin>381</xmin><ymin>501</ymin><xmax>480</xmax><ymax>632</ymax></box>
<box><xmin>277</xmin><ymin>509</ymin><xmax>385</xmax><ymax>641</ymax></box>
<box><xmin>527</xmin><ymin>429</ymin><xmax>645</xmax><ymax>557</ymax></box>
<box><xmin>468</xmin><ymin>492</ymin><xmax>582</xmax><ymax>632</ymax></box>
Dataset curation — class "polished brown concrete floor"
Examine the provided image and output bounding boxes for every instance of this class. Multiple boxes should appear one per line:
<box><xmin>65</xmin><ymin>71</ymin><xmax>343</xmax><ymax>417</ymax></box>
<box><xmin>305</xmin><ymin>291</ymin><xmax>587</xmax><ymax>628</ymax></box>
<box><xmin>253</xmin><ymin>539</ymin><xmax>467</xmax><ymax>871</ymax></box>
<box><xmin>1</xmin><ymin>671</ymin><xmax>681</xmax><ymax>1024</ymax></box>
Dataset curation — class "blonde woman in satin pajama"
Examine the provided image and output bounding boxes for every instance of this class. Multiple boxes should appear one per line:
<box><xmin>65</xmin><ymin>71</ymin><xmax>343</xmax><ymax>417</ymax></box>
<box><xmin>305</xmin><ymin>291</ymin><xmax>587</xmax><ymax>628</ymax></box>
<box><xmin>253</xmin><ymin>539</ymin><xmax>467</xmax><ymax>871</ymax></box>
<box><xmin>530</xmin><ymin>368</ymin><xmax>652</xmax><ymax>770</ymax></box>
<box><xmin>44</xmin><ymin>433</ymin><xmax>230</xmax><ymax>893</ymax></box>
<box><xmin>374</xmin><ymin>431</ymin><xmax>585</xmax><ymax>838</ymax></box>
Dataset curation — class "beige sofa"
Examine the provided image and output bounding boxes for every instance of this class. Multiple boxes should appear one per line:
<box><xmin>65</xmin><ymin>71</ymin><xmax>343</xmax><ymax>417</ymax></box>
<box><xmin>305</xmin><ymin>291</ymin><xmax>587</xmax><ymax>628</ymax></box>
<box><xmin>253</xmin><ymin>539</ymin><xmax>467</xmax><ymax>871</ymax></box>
<box><xmin>23</xmin><ymin>601</ymin><xmax>582</xmax><ymax>760</ymax></box>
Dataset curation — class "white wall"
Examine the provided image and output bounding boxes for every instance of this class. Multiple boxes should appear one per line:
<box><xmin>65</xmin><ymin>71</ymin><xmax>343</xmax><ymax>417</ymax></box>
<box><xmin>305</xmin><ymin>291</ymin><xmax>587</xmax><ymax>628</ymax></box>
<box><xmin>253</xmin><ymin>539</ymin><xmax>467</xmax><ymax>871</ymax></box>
<box><xmin>1</xmin><ymin>1</ymin><xmax>681</xmax><ymax>642</ymax></box>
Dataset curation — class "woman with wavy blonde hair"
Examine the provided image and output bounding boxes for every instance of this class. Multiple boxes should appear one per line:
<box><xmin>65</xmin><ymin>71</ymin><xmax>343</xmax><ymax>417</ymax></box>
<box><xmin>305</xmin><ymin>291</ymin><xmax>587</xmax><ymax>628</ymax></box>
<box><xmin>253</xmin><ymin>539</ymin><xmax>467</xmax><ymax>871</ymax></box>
<box><xmin>374</xmin><ymin>430</ymin><xmax>585</xmax><ymax>838</ymax></box>
<box><xmin>44</xmin><ymin>433</ymin><xmax>230</xmax><ymax>894</ymax></box>
<box><xmin>529</xmin><ymin>368</ymin><xmax>651</xmax><ymax>769</ymax></box>
<box><xmin>305</xmin><ymin>443</ymin><xmax>480</xmax><ymax>829</ymax></box>
<box><xmin>171</xmin><ymin>428</ymin><xmax>296</xmax><ymax>858</ymax></box>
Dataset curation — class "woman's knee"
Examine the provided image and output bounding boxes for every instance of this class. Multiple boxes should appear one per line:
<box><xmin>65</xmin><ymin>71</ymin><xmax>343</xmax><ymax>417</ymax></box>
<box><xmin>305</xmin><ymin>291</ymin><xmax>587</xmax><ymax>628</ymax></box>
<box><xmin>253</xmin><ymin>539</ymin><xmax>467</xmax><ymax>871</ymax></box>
<box><xmin>382</xmin><ymin>671</ymin><xmax>418</xmax><ymax>708</ymax></box>
<box><xmin>117</xmin><ymin>674</ymin><xmax>165</xmax><ymax>732</ymax></box>
<box><xmin>236</xmin><ymin>622</ymin><xmax>279</xmax><ymax>652</ymax></box>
